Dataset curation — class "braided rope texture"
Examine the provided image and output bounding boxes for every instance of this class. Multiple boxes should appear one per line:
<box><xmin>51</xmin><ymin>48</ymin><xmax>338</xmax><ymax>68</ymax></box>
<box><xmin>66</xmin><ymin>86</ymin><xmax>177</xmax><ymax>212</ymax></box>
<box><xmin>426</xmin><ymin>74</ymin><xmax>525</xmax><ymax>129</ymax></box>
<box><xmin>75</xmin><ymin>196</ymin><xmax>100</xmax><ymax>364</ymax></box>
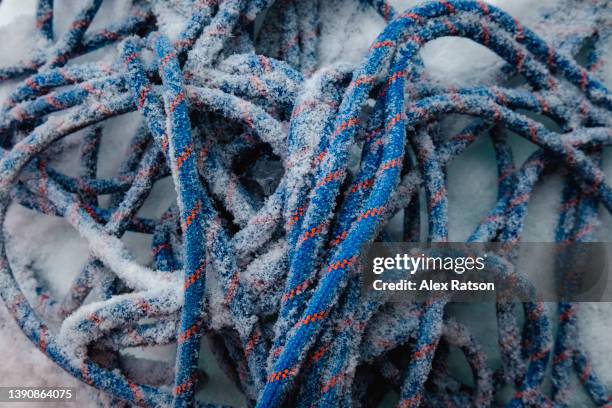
<box><xmin>0</xmin><ymin>0</ymin><xmax>610</xmax><ymax>406</ymax></box>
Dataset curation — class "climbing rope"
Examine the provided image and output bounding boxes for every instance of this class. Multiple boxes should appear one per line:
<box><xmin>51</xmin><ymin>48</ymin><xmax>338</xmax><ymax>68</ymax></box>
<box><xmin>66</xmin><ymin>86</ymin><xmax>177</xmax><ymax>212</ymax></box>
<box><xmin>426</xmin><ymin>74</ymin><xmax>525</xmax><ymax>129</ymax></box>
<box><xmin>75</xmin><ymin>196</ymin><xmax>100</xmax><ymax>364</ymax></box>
<box><xmin>0</xmin><ymin>0</ymin><xmax>610</xmax><ymax>407</ymax></box>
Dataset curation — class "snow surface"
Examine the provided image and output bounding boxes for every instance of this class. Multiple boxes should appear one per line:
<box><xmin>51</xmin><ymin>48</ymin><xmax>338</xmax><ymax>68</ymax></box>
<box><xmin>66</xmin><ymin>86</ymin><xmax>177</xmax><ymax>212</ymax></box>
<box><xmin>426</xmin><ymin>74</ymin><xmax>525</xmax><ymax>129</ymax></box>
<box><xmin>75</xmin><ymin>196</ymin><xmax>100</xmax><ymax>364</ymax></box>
<box><xmin>0</xmin><ymin>0</ymin><xmax>610</xmax><ymax>407</ymax></box>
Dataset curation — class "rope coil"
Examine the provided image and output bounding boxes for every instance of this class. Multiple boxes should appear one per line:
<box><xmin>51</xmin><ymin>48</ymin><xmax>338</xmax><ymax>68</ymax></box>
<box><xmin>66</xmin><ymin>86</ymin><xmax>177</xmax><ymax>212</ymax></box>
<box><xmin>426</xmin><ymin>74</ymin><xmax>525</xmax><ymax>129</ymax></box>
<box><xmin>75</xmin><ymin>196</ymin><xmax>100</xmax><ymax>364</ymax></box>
<box><xmin>0</xmin><ymin>0</ymin><xmax>610</xmax><ymax>406</ymax></box>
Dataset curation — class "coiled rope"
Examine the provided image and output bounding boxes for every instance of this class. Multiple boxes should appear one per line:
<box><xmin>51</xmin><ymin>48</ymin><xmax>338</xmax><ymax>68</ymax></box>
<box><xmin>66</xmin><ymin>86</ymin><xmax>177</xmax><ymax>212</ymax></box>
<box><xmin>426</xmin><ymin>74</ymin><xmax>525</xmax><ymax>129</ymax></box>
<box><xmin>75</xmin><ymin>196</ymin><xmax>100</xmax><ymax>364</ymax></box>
<box><xmin>0</xmin><ymin>0</ymin><xmax>610</xmax><ymax>407</ymax></box>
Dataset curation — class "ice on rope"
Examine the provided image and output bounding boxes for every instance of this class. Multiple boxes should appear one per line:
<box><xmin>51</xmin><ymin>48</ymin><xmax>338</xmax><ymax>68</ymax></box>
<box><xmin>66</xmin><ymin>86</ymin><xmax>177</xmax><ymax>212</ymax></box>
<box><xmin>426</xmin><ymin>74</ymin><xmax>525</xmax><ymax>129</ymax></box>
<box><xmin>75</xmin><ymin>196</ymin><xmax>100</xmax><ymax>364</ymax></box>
<box><xmin>0</xmin><ymin>0</ymin><xmax>610</xmax><ymax>407</ymax></box>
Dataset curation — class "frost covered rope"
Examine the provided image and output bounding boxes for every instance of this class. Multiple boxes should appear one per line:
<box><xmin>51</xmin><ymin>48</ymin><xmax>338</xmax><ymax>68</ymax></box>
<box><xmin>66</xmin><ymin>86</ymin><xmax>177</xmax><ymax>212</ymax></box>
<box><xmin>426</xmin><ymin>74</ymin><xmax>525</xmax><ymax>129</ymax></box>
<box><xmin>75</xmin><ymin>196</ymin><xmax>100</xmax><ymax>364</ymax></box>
<box><xmin>0</xmin><ymin>0</ymin><xmax>610</xmax><ymax>407</ymax></box>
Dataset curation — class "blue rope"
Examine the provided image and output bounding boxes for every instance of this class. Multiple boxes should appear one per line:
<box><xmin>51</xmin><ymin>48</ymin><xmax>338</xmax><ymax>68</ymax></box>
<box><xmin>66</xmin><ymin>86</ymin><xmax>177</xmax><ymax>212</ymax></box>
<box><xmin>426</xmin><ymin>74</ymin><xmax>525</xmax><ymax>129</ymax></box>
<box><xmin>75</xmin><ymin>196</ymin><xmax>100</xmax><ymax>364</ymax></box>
<box><xmin>0</xmin><ymin>1</ymin><xmax>610</xmax><ymax>407</ymax></box>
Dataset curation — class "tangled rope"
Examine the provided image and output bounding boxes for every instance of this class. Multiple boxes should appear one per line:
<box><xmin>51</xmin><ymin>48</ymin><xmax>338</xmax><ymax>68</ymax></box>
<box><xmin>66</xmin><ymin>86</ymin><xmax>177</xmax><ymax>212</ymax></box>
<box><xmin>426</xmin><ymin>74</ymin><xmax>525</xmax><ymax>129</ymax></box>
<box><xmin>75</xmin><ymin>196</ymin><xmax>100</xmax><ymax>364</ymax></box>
<box><xmin>0</xmin><ymin>0</ymin><xmax>611</xmax><ymax>406</ymax></box>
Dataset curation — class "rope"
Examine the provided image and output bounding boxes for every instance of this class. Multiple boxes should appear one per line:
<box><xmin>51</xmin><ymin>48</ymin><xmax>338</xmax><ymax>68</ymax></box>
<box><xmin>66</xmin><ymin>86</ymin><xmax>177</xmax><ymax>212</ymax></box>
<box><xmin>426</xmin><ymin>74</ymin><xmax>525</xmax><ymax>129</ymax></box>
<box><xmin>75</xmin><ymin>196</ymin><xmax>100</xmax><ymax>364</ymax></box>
<box><xmin>0</xmin><ymin>0</ymin><xmax>610</xmax><ymax>406</ymax></box>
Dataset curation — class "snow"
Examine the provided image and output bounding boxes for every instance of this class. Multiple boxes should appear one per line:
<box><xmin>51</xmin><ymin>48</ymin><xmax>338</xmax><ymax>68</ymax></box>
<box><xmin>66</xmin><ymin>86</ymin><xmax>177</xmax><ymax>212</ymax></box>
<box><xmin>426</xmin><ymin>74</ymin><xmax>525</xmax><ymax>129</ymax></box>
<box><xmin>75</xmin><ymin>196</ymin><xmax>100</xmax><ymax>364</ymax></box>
<box><xmin>0</xmin><ymin>6</ymin><xmax>41</xmax><ymax>73</ymax></box>
<box><xmin>0</xmin><ymin>302</ymin><xmax>98</xmax><ymax>401</ymax></box>
<box><xmin>0</xmin><ymin>0</ymin><xmax>36</xmax><ymax>27</ymax></box>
